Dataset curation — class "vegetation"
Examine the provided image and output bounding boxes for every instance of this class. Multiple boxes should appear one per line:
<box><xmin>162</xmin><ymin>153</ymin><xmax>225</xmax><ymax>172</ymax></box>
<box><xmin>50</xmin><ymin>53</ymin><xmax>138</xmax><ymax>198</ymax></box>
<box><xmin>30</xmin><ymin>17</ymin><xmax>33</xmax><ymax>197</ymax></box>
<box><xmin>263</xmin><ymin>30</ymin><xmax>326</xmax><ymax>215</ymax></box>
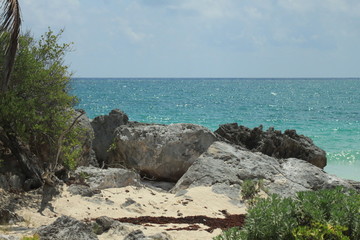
<box><xmin>0</xmin><ymin>0</ymin><xmax>21</xmax><ymax>92</ymax></box>
<box><xmin>214</xmin><ymin>187</ymin><xmax>360</xmax><ymax>240</ymax></box>
<box><xmin>0</xmin><ymin>28</ymin><xmax>82</xmax><ymax>171</ymax></box>
<box><xmin>240</xmin><ymin>179</ymin><xmax>267</xmax><ymax>206</ymax></box>
<box><xmin>21</xmin><ymin>234</ymin><xmax>40</xmax><ymax>240</ymax></box>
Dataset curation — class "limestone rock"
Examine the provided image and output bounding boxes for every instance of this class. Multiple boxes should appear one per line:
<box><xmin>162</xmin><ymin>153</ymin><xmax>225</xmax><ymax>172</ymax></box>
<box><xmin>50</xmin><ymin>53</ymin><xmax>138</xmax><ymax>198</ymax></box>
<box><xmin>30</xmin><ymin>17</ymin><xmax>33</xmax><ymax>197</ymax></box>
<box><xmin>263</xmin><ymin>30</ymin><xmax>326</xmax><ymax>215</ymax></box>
<box><xmin>67</xmin><ymin>184</ymin><xmax>99</xmax><ymax>197</ymax></box>
<box><xmin>75</xmin><ymin>166</ymin><xmax>140</xmax><ymax>190</ymax></box>
<box><xmin>0</xmin><ymin>208</ymin><xmax>24</xmax><ymax>225</ymax></box>
<box><xmin>172</xmin><ymin>141</ymin><xmax>352</xmax><ymax>199</ymax></box>
<box><xmin>215</xmin><ymin>123</ymin><xmax>327</xmax><ymax>168</ymax></box>
<box><xmin>111</xmin><ymin>123</ymin><xmax>217</xmax><ymax>181</ymax></box>
<box><xmin>124</xmin><ymin>230</ymin><xmax>172</xmax><ymax>240</ymax></box>
<box><xmin>91</xmin><ymin>109</ymin><xmax>129</xmax><ymax>165</ymax></box>
<box><xmin>36</xmin><ymin>215</ymin><xmax>98</xmax><ymax>240</ymax></box>
<box><xmin>72</xmin><ymin>109</ymin><xmax>97</xmax><ymax>167</ymax></box>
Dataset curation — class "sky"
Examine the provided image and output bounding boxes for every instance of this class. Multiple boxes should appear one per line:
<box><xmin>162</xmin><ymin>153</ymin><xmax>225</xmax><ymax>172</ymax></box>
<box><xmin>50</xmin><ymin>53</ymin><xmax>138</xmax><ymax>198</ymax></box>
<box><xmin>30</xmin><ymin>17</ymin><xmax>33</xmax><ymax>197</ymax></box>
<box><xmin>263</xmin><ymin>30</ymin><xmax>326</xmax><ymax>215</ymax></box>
<box><xmin>20</xmin><ymin>0</ymin><xmax>360</xmax><ymax>78</ymax></box>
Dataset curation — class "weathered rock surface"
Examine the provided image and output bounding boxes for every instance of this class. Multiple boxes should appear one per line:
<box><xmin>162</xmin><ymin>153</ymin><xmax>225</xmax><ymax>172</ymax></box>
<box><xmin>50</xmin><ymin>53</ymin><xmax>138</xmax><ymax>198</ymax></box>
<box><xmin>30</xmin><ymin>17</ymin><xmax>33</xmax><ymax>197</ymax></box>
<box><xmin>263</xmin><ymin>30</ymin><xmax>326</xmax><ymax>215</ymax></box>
<box><xmin>72</xmin><ymin>109</ymin><xmax>97</xmax><ymax>167</ymax></box>
<box><xmin>111</xmin><ymin>123</ymin><xmax>217</xmax><ymax>181</ymax></box>
<box><xmin>91</xmin><ymin>109</ymin><xmax>129</xmax><ymax>166</ymax></box>
<box><xmin>215</xmin><ymin>123</ymin><xmax>327</xmax><ymax>168</ymax></box>
<box><xmin>67</xmin><ymin>184</ymin><xmax>100</xmax><ymax>197</ymax></box>
<box><xmin>124</xmin><ymin>230</ymin><xmax>172</xmax><ymax>240</ymax></box>
<box><xmin>74</xmin><ymin>166</ymin><xmax>140</xmax><ymax>190</ymax></box>
<box><xmin>172</xmin><ymin>141</ymin><xmax>352</xmax><ymax>198</ymax></box>
<box><xmin>36</xmin><ymin>215</ymin><xmax>98</xmax><ymax>240</ymax></box>
<box><xmin>0</xmin><ymin>127</ymin><xmax>43</xmax><ymax>191</ymax></box>
<box><xmin>0</xmin><ymin>208</ymin><xmax>24</xmax><ymax>225</ymax></box>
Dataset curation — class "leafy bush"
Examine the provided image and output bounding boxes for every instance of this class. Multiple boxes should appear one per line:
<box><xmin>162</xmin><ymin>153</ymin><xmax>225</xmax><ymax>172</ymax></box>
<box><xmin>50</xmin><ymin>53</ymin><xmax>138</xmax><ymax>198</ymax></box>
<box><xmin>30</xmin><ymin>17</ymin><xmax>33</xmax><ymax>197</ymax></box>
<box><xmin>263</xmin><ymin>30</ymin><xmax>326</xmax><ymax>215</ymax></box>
<box><xmin>296</xmin><ymin>188</ymin><xmax>360</xmax><ymax>240</ymax></box>
<box><xmin>214</xmin><ymin>187</ymin><xmax>360</xmax><ymax>240</ymax></box>
<box><xmin>21</xmin><ymin>234</ymin><xmax>40</xmax><ymax>240</ymax></box>
<box><xmin>214</xmin><ymin>227</ymin><xmax>245</xmax><ymax>240</ymax></box>
<box><xmin>0</xmin><ymin>29</ymin><xmax>82</xmax><ymax>170</ymax></box>
<box><xmin>292</xmin><ymin>222</ymin><xmax>349</xmax><ymax>240</ymax></box>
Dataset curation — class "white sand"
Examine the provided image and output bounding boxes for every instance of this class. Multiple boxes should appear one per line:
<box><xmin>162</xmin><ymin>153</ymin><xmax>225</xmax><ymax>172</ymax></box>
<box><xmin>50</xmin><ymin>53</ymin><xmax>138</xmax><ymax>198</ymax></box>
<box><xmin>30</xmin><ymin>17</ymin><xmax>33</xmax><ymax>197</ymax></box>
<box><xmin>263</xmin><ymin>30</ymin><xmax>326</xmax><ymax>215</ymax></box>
<box><xmin>10</xmin><ymin>185</ymin><xmax>246</xmax><ymax>239</ymax></box>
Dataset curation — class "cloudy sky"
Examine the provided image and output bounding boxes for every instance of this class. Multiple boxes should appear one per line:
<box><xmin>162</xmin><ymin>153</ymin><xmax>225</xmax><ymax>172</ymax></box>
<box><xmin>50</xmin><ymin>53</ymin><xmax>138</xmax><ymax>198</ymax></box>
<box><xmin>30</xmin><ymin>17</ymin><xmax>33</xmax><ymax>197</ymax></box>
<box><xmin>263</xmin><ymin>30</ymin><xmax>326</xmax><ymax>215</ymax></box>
<box><xmin>20</xmin><ymin>0</ymin><xmax>360</xmax><ymax>78</ymax></box>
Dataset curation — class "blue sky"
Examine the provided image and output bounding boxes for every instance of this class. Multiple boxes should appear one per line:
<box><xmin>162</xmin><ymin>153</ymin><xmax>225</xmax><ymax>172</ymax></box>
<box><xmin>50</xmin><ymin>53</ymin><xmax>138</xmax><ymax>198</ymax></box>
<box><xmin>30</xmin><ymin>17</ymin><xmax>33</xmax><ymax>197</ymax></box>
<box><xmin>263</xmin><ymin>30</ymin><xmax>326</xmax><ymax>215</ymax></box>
<box><xmin>21</xmin><ymin>0</ymin><xmax>360</xmax><ymax>78</ymax></box>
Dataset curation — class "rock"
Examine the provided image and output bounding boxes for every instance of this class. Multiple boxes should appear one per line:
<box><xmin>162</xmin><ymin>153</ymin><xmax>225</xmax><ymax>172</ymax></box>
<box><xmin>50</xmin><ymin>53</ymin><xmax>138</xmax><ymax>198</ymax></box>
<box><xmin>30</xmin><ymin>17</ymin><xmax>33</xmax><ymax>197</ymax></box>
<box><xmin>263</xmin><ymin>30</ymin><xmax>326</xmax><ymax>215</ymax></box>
<box><xmin>0</xmin><ymin>175</ymin><xmax>9</xmax><ymax>191</ymax></box>
<box><xmin>72</xmin><ymin>109</ymin><xmax>98</xmax><ymax>167</ymax></box>
<box><xmin>75</xmin><ymin>166</ymin><xmax>140</xmax><ymax>190</ymax></box>
<box><xmin>110</xmin><ymin>123</ymin><xmax>217</xmax><ymax>181</ymax></box>
<box><xmin>0</xmin><ymin>208</ymin><xmax>24</xmax><ymax>225</ymax></box>
<box><xmin>172</xmin><ymin>141</ymin><xmax>352</xmax><ymax>198</ymax></box>
<box><xmin>93</xmin><ymin>216</ymin><xmax>116</xmax><ymax>235</ymax></box>
<box><xmin>91</xmin><ymin>109</ymin><xmax>129</xmax><ymax>166</ymax></box>
<box><xmin>141</xmin><ymin>180</ymin><xmax>176</xmax><ymax>192</ymax></box>
<box><xmin>124</xmin><ymin>230</ymin><xmax>172</xmax><ymax>240</ymax></box>
<box><xmin>0</xmin><ymin>127</ymin><xmax>43</xmax><ymax>191</ymax></box>
<box><xmin>124</xmin><ymin>230</ymin><xmax>146</xmax><ymax>240</ymax></box>
<box><xmin>0</xmin><ymin>235</ymin><xmax>19</xmax><ymax>240</ymax></box>
<box><xmin>8</xmin><ymin>175</ymin><xmax>23</xmax><ymax>191</ymax></box>
<box><xmin>67</xmin><ymin>184</ymin><xmax>99</xmax><ymax>197</ymax></box>
<box><xmin>36</xmin><ymin>215</ymin><xmax>98</xmax><ymax>240</ymax></box>
<box><xmin>215</xmin><ymin>123</ymin><xmax>327</xmax><ymax>168</ymax></box>
<box><xmin>347</xmin><ymin>179</ymin><xmax>360</xmax><ymax>192</ymax></box>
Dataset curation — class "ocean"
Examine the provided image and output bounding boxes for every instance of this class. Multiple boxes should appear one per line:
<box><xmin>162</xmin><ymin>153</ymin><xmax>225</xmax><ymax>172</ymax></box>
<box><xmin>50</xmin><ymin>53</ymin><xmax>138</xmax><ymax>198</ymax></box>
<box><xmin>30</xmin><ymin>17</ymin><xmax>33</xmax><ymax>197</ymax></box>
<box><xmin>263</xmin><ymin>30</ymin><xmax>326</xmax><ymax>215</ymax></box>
<box><xmin>71</xmin><ymin>78</ymin><xmax>360</xmax><ymax>181</ymax></box>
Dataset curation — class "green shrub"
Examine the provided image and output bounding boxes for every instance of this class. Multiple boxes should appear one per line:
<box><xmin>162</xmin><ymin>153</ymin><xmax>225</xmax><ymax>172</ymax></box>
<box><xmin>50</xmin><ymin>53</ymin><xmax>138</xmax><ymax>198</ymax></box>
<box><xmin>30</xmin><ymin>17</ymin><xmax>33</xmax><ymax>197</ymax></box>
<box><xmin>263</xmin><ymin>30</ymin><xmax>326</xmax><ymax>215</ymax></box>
<box><xmin>242</xmin><ymin>194</ymin><xmax>298</xmax><ymax>240</ymax></box>
<box><xmin>295</xmin><ymin>188</ymin><xmax>360</xmax><ymax>239</ymax></box>
<box><xmin>21</xmin><ymin>234</ymin><xmax>40</xmax><ymax>240</ymax></box>
<box><xmin>292</xmin><ymin>222</ymin><xmax>349</xmax><ymax>240</ymax></box>
<box><xmin>241</xmin><ymin>180</ymin><xmax>259</xmax><ymax>200</ymax></box>
<box><xmin>214</xmin><ymin>187</ymin><xmax>360</xmax><ymax>240</ymax></box>
<box><xmin>213</xmin><ymin>227</ymin><xmax>245</xmax><ymax>240</ymax></box>
<box><xmin>0</xmin><ymin>29</ymin><xmax>83</xmax><ymax>170</ymax></box>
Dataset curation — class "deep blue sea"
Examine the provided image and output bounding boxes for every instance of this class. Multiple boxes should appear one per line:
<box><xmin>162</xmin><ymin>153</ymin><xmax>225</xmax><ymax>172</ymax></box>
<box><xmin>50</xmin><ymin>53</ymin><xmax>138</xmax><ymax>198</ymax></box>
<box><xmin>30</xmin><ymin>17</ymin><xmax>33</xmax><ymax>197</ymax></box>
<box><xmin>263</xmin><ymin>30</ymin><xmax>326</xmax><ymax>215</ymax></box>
<box><xmin>71</xmin><ymin>78</ymin><xmax>360</xmax><ymax>181</ymax></box>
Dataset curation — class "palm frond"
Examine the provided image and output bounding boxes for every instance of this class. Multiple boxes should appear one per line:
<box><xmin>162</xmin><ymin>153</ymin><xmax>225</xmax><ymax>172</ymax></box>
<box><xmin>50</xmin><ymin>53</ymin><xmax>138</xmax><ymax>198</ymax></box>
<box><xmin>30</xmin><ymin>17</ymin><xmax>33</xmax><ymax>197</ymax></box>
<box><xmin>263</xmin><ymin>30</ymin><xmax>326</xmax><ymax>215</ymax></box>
<box><xmin>1</xmin><ymin>0</ymin><xmax>21</xmax><ymax>93</ymax></box>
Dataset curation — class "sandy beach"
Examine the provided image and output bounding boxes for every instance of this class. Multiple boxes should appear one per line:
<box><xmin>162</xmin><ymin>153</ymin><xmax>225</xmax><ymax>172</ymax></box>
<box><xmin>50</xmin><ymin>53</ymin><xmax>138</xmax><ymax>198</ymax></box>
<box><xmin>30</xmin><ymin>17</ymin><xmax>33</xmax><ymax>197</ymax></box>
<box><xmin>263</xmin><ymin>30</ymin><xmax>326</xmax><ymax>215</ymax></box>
<box><xmin>9</xmin><ymin>185</ymin><xmax>247</xmax><ymax>239</ymax></box>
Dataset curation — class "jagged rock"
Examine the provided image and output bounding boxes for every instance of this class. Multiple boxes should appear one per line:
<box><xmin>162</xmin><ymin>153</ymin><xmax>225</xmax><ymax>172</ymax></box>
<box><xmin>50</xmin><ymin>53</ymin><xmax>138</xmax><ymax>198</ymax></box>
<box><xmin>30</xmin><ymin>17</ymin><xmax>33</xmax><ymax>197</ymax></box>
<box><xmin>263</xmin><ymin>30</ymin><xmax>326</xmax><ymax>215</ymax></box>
<box><xmin>93</xmin><ymin>216</ymin><xmax>116</xmax><ymax>235</ymax></box>
<box><xmin>0</xmin><ymin>208</ymin><xmax>24</xmax><ymax>225</ymax></box>
<box><xmin>124</xmin><ymin>230</ymin><xmax>147</xmax><ymax>240</ymax></box>
<box><xmin>75</xmin><ymin>166</ymin><xmax>140</xmax><ymax>190</ymax></box>
<box><xmin>91</xmin><ymin>109</ymin><xmax>129</xmax><ymax>165</ymax></box>
<box><xmin>67</xmin><ymin>184</ymin><xmax>99</xmax><ymax>197</ymax></box>
<box><xmin>124</xmin><ymin>230</ymin><xmax>172</xmax><ymax>240</ymax></box>
<box><xmin>111</xmin><ymin>123</ymin><xmax>217</xmax><ymax>182</ymax></box>
<box><xmin>0</xmin><ymin>235</ymin><xmax>19</xmax><ymax>240</ymax></box>
<box><xmin>347</xmin><ymin>179</ymin><xmax>360</xmax><ymax>192</ymax></box>
<box><xmin>0</xmin><ymin>127</ymin><xmax>43</xmax><ymax>191</ymax></box>
<box><xmin>172</xmin><ymin>141</ymin><xmax>352</xmax><ymax>198</ymax></box>
<box><xmin>72</xmin><ymin>109</ymin><xmax>97</xmax><ymax>167</ymax></box>
<box><xmin>215</xmin><ymin>123</ymin><xmax>327</xmax><ymax>168</ymax></box>
<box><xmin>36</xmin><ymin>215</ymin><xmax>98</xmax><ymax>240</ymax></box>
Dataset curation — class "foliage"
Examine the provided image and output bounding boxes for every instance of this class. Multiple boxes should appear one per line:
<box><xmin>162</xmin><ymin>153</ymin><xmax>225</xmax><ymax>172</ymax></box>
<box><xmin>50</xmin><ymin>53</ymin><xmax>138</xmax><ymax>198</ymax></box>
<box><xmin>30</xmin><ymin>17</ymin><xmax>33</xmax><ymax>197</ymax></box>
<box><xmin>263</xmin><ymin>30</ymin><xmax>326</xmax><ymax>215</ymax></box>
<box><xmin>292</xmin><ymin>222</ymin><xmax>349</xmax><ymax>240</ymax></box>
<box><xmin>0</xmin><ymin>29</ymin><xmax>82</xmax><ymax>170</ymax></box>
<box><xmin>241</xmin><ymin>180</ymin><xmax>259</xmax><ymax>200</ymax></box>
<box><xmin>214</xmin><ymin>187</ymin><xmax>360</xmax><ymax>240</ymax></box>
<box><xmin>213</xmin><ymin>227</ymin><xmax>245</xmax><ymax>240</ymax></box>
<box><xmin>240</xmin><ymin>179</ymin><xmax>267</xmax><ymax>206</ymax></box>
<box><xmin>295</xmin><ymin>188</ymin><xmax>360</xmax><ymax>240</ymax></box>
<box><xmin>21</xmin><ymin>234</ymin><xmax>40</xmax><ymax>240</ymax></box>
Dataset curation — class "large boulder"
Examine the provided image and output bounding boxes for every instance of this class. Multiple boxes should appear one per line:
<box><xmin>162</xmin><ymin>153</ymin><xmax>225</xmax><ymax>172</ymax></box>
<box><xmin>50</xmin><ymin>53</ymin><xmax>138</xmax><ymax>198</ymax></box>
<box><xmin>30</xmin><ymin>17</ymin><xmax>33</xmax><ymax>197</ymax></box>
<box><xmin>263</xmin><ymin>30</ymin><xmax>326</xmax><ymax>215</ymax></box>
<box><xmin>215</xmin><ymin>123</ymin><xmax>327</xmax><ymax>168</ymax></box>
<box><xmin>110</xmin><ymin>123</ymin><xmax>217</xmax><ymax>182</ymax></box>
<box><xmin>91</xmin><ymin>109</ymin><xmax>129</xmax><ymax>166</ymax></box>
<box><xmin>36</xmin><ymin>215</ymin><xmax>98</xmax><ymax>240</ymax></box>
<box><xmin>71</xmin><ymin>109</ymin><xmax>97</xmax><ymax>167</ymax></box>
<box><xmin>172</xmin><ymin>141</ymin><xmax>352</xmax><ymax>199</ymax></box>
<box><xmin>74</xmin><ymin>166</ymin><xmax>141</xmax><ymax>190</ymax></box>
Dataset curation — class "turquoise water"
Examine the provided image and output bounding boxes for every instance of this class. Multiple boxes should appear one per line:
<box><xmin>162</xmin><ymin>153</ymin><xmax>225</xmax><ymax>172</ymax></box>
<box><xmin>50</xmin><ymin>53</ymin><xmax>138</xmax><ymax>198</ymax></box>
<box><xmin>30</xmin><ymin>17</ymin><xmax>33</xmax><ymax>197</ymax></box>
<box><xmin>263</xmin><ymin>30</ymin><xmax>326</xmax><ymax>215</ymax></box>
<box><xmin>72</xmin><ymin>78</ymin><xmax>360</xmax><ymax>181</ymax></box>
